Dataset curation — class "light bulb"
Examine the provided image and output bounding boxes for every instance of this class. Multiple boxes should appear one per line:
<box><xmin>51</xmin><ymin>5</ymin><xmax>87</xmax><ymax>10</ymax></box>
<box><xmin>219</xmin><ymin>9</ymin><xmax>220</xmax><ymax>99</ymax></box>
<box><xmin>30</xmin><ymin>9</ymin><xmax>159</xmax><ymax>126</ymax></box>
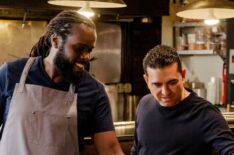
<box><xmin>77</xmin><ymin>2</ymin><xmax>95</xmax><ymax>18</ymax></box>
<box><xmin>204</xmin><ymin>19</ymin><xmax>220</xmax><ymax>25</ymax></box>
<box><xmin>204</xmin><ymin>9</ymin><xmax>220</xmax><ymax>25</ymax></box>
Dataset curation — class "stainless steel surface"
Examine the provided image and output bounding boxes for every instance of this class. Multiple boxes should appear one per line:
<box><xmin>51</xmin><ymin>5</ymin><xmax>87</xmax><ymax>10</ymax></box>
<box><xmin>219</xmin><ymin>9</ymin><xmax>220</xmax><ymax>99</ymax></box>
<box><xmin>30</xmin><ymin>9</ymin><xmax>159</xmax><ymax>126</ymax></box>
<box><xmin>84</xmin><ymin>112</ymin><xmax>234</xmax><ymax>141</ymax></box>
<box><xmin>114</xmin><ymin>113</ymin><xmax>234</xmax><ymax>137</ymax></box>
<box><xmin>222</xmin><ymin>112</ymin><xmax>234</xmax><ymax>123</ymax></box>
<box><xmin>104</xmin><ymin>84</ymin><xmax>119</xmax><ymax>121</ymax></box>
<box><xmin>90</xmin><ymin>22</ymin><xmax>121</xmax><ymax>84</ymax></box>
<box><xmin>114</xmin><ymin>121</ymin><xmax>135</xmax><ymax>137</ymax></box>
<box><xmin>0</xmin><ymin>20</ymin><xmax>47</xmax><ymax>63</ymax></box>
<box><xmin>124</xmin><ymin>95</ymin><xmax>138</xmax><ymax>121</ymax></box>
<box><xmin>84</xmin><ymin>121</ymin><xmax>134</xmax><ymax>141</ymax></box>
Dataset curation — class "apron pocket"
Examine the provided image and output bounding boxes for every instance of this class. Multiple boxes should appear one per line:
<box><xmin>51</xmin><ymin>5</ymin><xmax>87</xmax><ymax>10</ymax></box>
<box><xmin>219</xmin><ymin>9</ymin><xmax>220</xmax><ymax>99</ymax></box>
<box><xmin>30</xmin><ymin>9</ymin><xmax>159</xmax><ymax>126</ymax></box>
<box><xmin>28</xmin><ymin>111</ymin><xmax>67</xmax><ymax>147</ymax></box>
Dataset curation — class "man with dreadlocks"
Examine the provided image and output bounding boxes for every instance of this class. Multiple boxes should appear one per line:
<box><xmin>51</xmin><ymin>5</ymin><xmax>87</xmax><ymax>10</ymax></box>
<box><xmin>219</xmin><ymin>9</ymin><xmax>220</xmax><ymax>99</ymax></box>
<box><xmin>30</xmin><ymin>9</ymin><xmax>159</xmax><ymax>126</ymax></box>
<box><xmin>0</xmin><ymin>10</ymin><xmax>124</xmax><ymax>155</ymax></box>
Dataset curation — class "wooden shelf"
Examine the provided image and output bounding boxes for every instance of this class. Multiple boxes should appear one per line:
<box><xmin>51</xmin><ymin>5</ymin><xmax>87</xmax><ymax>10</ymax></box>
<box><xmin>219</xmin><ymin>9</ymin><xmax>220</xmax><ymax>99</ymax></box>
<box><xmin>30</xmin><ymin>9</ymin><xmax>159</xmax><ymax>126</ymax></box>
<box><xmin>174</xmin><ymin>22</ymin><xmax>207</xmax><ymax>27</ymax></box>
<box><xmin>177</xmin><ymin>49</ymin><xmax>216</xmax><ymax>55</ymax></box>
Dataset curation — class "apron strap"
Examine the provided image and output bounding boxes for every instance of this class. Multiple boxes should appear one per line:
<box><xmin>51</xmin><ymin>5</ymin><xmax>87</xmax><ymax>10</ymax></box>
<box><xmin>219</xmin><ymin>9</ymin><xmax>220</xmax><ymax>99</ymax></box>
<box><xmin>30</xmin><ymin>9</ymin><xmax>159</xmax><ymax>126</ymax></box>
<box><xmin>66</xmin><ymin>84</ymin><xmax>79</xmax><ymax>153</ymax></box>
<box><xmin>66</xmin><ymin>84</ymin><xmax>77</xmax><ymax>115</ymax></box>
<box><xmin>18</xmin><ymin>57</ymin><xmax>36</xmax><ymax>92</ymax></box>
<box><xmin>69</xmin><ymin>84</ymin><xmax>76</xmax><ymax>93</ymax></box>
<box><xmin>66</xmin><ymin>84</ymin><xmax>76</xmax><ymax>102</ymax></box>
<box><xmin>66</xmin><ymin>93</ymin><xmax>77</xmax><ymax>118</ymax></box>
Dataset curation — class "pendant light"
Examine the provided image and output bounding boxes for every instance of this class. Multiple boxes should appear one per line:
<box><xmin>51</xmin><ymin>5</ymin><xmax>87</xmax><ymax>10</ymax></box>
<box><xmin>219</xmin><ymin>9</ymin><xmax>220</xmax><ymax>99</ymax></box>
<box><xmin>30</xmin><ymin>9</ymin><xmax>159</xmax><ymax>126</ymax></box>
<box><xmin>48</xmin><ymin>0</ymin><xmax>127</xmax><ymax>8</ymax></box>
<box><xmin>77</xmin><ymin>1</ymin><xmax>95</xmax><ymax>17</ymax></box>
<box><xmin>203</xmin><ymin>9</ymin><xmax>220</xmax><ymax>25</ymax></box>
<box><xmin>176</xmin><ymin>0</ymin><xmax>234</xmax><ymax>20</ymax></box>
<box><xmin>48</xmin><ymin>0</ymin><xmax>126</xmax><ymax>18</ymax></box>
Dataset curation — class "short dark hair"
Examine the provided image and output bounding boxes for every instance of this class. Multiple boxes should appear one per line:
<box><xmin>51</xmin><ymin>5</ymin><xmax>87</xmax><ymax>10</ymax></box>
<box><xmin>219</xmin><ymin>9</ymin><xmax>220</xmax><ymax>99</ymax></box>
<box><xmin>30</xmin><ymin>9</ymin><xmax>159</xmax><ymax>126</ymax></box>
<box><xmin>143</xmin><ymin>45</ymin><xmax>182</xmax><ymax>74</ymax></box>
<box><xmin>29</xmin><ymin>10</ymin><xmax>95</xmax><ymax>58</ymax></box>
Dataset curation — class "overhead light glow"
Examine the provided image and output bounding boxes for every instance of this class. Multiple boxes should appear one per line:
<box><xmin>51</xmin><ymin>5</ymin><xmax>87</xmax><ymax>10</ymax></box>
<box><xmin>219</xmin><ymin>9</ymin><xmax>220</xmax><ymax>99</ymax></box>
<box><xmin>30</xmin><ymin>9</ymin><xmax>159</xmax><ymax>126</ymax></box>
<box><xmin>176</xmin><ymin>0</ymin><xmax>234</xmax><ymax>20</ymax></box>
<box><xmin>204</xmin><ymin>9</ymin><xmax>220</xmax><ymax>25</ymax></box>
<box><xmin>204</xmin><ymin>19</ymin><xmax>220</xmax><ymax>25</ymax></box>
<box><xmin>77</xmin><ymin>2</ymin><xmax>95</xmax><ymax>18</ymax></box>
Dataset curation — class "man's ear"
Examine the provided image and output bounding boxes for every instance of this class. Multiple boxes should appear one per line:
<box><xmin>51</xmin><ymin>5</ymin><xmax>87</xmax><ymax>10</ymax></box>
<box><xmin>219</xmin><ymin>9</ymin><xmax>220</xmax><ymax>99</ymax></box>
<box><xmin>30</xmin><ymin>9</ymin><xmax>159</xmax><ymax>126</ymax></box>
<box><xmin>50</xmin><ymin>34</ymin><xmax>60</xmax><ymax>49</ymax></box>
<box><xmin>143</xmin><ymin>73</ymin><xmax>148</xmax><ymax>85</ymax></box>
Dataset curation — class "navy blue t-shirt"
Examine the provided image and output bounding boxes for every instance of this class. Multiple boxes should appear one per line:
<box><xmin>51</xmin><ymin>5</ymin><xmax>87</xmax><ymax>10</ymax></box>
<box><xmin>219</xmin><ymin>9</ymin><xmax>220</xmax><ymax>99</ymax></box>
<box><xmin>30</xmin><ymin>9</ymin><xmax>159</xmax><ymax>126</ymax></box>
<box><xmin>0</xmin><ymin>56</ymin><xmax>114</xmax><ymax>149</ymax></box>
<box><xmin>131</xmin><ymin>92</ymin><xmax>234</xmax><ymax>155</ymax></box>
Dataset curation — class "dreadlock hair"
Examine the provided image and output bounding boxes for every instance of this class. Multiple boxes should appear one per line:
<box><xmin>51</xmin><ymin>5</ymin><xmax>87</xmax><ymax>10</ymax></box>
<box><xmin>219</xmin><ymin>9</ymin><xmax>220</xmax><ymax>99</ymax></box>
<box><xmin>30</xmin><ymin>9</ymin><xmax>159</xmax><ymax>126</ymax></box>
<box><xmin>29</xmin><ymin>10</ymin><xmax>96</xmax><ymax>58</ymax></box>
<box><xmin>143</xmin><ymin>45</ymin><xmax>182</xmax><ymax>75</ymax></box>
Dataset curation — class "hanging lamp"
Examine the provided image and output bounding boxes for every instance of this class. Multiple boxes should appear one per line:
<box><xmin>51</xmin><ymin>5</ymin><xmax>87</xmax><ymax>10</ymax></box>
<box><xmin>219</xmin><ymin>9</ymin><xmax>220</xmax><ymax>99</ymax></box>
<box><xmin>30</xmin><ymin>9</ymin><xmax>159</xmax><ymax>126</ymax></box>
<box><xmin>203</xmin><ymin>9</ymin><xmax>220</xmax><ymax>25</ymax></box>
<box><xmin>48</xmin><ymin>0</ymin><xmax>127</xmax><ymax>8</ymax></box>
<box><xmin>176</xmin><ymin>0</ymin><xmax>234</xmax><ymax>20</ymax></box>
<box><xmin>77</xmin><ymin>1</ymin><xmax>95</xmax><ymax>17</ymax></box>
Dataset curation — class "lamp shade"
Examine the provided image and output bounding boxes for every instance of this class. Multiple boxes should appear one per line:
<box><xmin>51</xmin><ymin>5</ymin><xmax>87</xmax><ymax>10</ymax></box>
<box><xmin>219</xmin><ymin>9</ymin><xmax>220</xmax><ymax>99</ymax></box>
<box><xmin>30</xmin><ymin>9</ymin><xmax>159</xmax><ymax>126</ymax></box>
<box><xmin>48</xmin><ymin>0</ymin><xmax>127</xmax><ymax>8</ymax></box>
<box><xmin>176</xmin><ymin>0</ymin><xmax>234</xmax><ymax>19</ymax></box>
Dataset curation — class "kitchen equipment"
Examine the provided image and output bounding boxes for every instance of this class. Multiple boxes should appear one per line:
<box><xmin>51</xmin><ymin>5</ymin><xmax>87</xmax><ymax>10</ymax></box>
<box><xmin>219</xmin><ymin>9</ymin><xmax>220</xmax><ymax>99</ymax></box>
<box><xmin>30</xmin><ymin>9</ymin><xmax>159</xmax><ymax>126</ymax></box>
<box><xmin>124</xmin><ymin>95</ymin><xmax>138</xmax><ymax>121</ymax></box>
<box><xmin>114</xmin><ymin>121</ymin><xmax>135</xmax><ymax>136</ymax></box>
<box><xmin>191</xmin><ymin>81</ymin><xmax>206</xmax><ymax>98</ymax></box>
<box><xmin>228</xmin><ymin>50</ymin><xmax>234</xmax><ymax>108</ymax></box>
<box><xmin>221</xmin><ymin>63</ymin><xmax>227</xmax><ymax>105</ymax></box>
<box><xmin>207</xmin><ymin>76</ymin><xmax>221</xmax><ymax>105</ymax></box>
<box><xmin>193</xmin><ymin>88</ymin><xmax>206</xmax><ymax>99</ymax></box>
<box><xmin>104</xmin><ymin>84</ymin><xmax>119</xmax><ymax>121</ymax></box>
<box><xmin>90</xmin><ymin>22</ymin><xmax>121</xmax><ymax>84</ymax></box>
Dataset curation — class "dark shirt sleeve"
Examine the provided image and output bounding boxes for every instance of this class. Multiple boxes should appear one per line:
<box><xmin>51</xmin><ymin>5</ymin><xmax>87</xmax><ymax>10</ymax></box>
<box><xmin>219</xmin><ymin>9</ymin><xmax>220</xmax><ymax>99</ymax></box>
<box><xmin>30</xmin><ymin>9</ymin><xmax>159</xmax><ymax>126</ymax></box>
<box><xmin>202</xmin><ymin>107</ymin><xmax>234</xmax><ymax>155</ymax></box>
<box><xmin>130</xmin><ymin>123</ymin><xmax>138</xmax><ymax>155</ymax></box>
<box><xmin>93</xmin><ymin>83</ymin><xmax>114</xmax><ymax>133</ymax></box>
<box><xmin>0</xmin><ymin>63</ymin><xmax>7</xmax><ymax>127</ymax></box>
<box><xmin>0</xmin><ymin>59</ymin><xmax>26</xmax><ymax>138</ymax></box>
<box><xmin>130</xmin><ymin>98</ymin><xmax>144</xmax><ymax>155</ymax></box>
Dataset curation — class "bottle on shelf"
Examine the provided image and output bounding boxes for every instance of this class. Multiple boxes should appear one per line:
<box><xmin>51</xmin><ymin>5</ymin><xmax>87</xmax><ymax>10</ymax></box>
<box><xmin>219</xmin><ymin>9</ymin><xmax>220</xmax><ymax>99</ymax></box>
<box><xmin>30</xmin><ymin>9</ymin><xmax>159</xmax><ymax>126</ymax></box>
<box><xmin>207</xmin><ymin>76</ymin><xmax>220</xmax><ymax>105</ymax></box>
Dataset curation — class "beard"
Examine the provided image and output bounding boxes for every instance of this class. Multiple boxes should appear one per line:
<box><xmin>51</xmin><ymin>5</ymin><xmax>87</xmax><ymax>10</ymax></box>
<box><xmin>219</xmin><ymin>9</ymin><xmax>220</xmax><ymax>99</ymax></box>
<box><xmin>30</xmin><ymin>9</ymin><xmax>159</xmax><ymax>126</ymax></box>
<box><xmin>53</xmin><ymin>45</ymin><xmax>83</xmax><ymax>84</ymax></box>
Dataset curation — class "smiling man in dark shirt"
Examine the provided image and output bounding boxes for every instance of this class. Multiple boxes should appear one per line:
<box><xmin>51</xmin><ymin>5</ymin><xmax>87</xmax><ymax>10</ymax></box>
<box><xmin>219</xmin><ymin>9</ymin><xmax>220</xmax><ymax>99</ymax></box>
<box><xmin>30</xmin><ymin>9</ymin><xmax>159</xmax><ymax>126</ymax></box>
<box><xmin>0</xmin><ymin>10</ymin><xmax>123</xmax><ymax>155</ymax></box>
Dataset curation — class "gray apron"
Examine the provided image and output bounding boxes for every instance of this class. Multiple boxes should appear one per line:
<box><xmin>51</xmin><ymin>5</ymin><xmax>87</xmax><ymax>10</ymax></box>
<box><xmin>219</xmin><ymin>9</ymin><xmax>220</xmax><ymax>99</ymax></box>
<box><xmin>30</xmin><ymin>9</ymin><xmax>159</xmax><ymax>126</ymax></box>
<box><xmin>0</xmin><ymin>57</ymin><xmax>79</xmax><ymax>155</ymax></box>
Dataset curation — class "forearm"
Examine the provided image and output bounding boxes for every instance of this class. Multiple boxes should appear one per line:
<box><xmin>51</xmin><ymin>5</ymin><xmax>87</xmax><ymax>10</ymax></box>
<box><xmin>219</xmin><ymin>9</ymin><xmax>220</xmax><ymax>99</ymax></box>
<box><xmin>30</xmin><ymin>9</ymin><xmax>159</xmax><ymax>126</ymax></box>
<box><xmin>98</xmin><ymin>141</ymin><xmax>124</xmax><ymax>155</ymax></box>
<box><xmin>94</xmin><ymin>131</ymin><xmax>124</xmax><ymax>155</ymax></box>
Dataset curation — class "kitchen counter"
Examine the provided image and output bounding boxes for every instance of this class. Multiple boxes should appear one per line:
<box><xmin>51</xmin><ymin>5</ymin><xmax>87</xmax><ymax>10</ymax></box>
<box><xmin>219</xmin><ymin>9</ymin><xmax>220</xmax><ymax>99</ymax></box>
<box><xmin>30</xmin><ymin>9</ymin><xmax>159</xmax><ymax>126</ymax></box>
<box><xmin>222</xmin><ymin>112</ymin><xmax>234</xmax><ymax>133</ymax></box>
<box><xmin>82</xmin><ymin>121</ymin><xmax>134</xmax><ymax>155</ymax></box>
<box><xmin>222</xmin><ymin>112</ymin><xmax>234</xmax><ymax>122</ymax></box>
<box><xmin>82</xmin><ymin>113</ymin><xmax>234</xmax><ymax>155</ymax></box>
<box><xmin>84</xmin><ymin>112</ymin><xmax>234</xmax><ymax>141</ymax></box>
<box><xmin>84</xmin><ymin>121</ymin><xmax>134</xmax><ymax>142</ymax></box>
<box><xmin>114</xmin><ymin>121</ymin><xmax>134</xmax><ymax>138</ymax></box>
<box><xmin>114</xmin><ymin>113</ymin><xmax>234</xmax><ymax>137</ymax></box>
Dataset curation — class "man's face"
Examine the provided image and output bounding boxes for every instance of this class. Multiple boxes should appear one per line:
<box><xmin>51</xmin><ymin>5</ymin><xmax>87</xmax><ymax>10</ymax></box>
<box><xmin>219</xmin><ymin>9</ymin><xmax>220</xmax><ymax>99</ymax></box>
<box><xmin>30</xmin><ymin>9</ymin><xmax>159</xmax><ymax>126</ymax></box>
<box><xmin>54</xmin><ymin>23</ymin><xmax>96</xmax><ymax>84</ymax></box>
<box><xmin>143</xmin><ymin>62</ymin><xmax>185</xmax><ymax>107</ymax></box>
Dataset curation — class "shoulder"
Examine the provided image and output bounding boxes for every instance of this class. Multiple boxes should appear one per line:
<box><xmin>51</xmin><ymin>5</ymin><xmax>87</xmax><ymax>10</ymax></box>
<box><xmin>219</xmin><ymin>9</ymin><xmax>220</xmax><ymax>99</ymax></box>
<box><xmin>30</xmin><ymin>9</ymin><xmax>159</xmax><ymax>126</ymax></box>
<box><xmin>186</xmin><ymin>92</ymin><xmax>222</xmax><ymax>121</ymax></box>
<box><xmin>187</xmin><ymin>92</ymin><xmax>219</xmax><ymax>112</ymax></box>
<box><xmin>0</xmin><ymin>58</ymin><xmax>28</xmax><ymax>95</ymax></box>
<box><xmin>77</xmin><ymin>71</ymin><xmax>107</xmax><ymax>105</ymax></box>
<box><xmin>0</xmin><ymin>58</ymin><xmax>28</xmax><ymax>81</ymax></box>
<box><xmin>79</xmin><ymin>71</ymin><xmax>105</xmax><ymax>91</ymax></box>
<box><xmin>137</xmin><ymin>94</ymin><xmax>155</xmax><ymax>111</ymax></box>
<box><xmin>139</xmin><ymin>94</ymin><xmax>155</xmax><ymax>105</ymax></box>
<box><xmin>1</xmin><ymin>58</ymin><xmax>28</xmax><ymax>72</ymax></box>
